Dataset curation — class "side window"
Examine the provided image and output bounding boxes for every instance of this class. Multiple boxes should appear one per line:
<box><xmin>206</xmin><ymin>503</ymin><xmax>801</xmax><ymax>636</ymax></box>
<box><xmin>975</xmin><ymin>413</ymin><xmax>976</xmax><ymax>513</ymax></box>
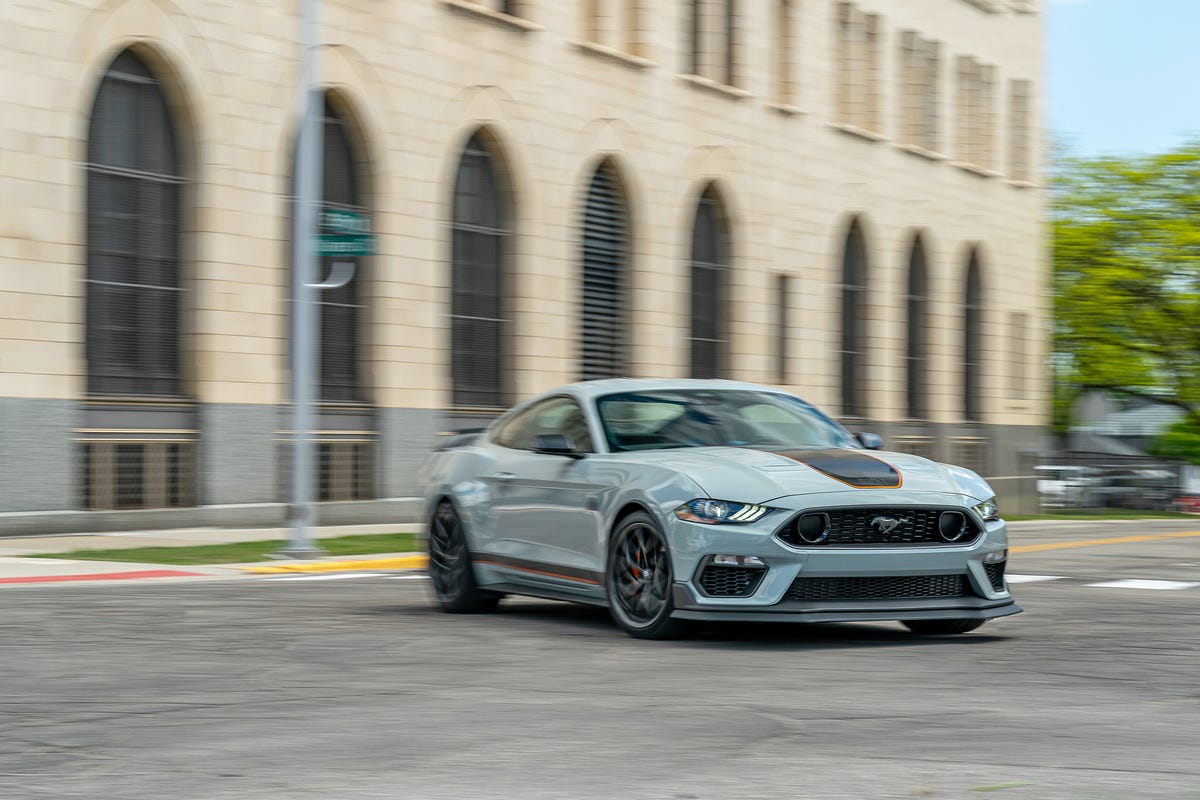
<box><xmin>492</xmin><ymin>405</ymin><xmax>539</xmax><ymax>450</ymax></box>
<box><xmin>493</xmin><ymin>398</ymin><xmax>594</xmax><ymax>452</ymax></box>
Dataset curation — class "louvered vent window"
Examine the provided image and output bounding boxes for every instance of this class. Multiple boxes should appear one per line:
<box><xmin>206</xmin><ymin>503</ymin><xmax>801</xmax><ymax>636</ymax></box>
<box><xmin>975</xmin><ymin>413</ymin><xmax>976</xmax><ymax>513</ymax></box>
<box><xmin>451</xmin><ymin>134</ymin><xmax>509</xmax><ymax>409</ymax></box>
<box><xmin>85</xmin><ymin>50</ymin><xmax>184</xmax><ymax>397</ymax></box>
<box><xmin>580</xmin><ymin>162</ymin><xmax>628</xmax><ymax>380</ymax></box>
<box><xmin>689</xmin><ymin>187</ymin><xmax>729</xmax><ymax>379</ymax></box>
<box><xmin>840</xmin><ymin>220</ymin><xmax>869</xmax><ymax>417</ymax></box>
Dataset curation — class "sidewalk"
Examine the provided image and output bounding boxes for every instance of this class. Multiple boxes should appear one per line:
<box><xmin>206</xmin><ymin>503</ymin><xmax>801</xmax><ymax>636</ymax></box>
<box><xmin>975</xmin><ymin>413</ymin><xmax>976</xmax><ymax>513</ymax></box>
<box><xmin>0</xmin><ymin>523</ymin><xmax>428</xmax><ymax>586</ymax></box>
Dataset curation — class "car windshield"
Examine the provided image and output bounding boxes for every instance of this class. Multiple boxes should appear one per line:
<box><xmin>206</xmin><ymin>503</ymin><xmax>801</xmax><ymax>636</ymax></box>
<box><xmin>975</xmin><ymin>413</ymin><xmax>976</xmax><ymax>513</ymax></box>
<box><xmin>596</xmin><ymin>389</ymin><xmax>858</xmax><ymax>452</ymax></box>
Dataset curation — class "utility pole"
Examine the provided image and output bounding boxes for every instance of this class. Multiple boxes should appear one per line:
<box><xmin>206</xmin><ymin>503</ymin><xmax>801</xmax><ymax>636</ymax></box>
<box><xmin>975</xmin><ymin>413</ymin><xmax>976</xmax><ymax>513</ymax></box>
<box><xmin>281</xmin><ymin>0</ymin><xmax>325</xmax><ymax>558</ymax></box>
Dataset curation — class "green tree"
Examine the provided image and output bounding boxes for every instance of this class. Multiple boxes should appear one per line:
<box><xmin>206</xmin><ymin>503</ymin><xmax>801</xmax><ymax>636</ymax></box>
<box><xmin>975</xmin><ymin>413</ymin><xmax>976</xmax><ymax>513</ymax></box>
<box><xmin>1148</xmin><ymin>419</ymin><xmax>1200</xmax><ymax>465</ymax></box>
<box><xmin>1052</xmin><ymin>142</ymin><xmax>1200</xmax><ymax>427</ymax></box>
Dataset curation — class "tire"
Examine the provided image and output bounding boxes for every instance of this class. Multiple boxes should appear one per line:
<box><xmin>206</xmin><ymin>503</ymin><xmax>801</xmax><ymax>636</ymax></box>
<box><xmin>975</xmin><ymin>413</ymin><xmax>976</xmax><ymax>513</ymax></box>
<box><xmin>902</xmin><ymin>618</ymin><xmax>987</xmax><ymax>635</ymax></box>
<box><xmin>606</xmin><ymin>511</ymin><xmax>690</xmax><ymax>640</ymax></box>
<box><xmin>428</xmin><ymin>500</ymin><xmax>501</xmax><ymax>614</ymax></box>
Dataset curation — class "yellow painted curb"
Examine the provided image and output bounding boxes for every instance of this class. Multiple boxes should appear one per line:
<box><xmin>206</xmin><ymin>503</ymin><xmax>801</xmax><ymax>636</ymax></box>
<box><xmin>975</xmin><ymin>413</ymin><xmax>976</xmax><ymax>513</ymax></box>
<box><xmin>1011</xmin><ymin>530</ymin><xmax>1200</xmax><ymax>554</ymax></box>
<box><xmin>242</xmin><ymin>555</ymin><xmax>428</xmax><ymax>574</ymax></box>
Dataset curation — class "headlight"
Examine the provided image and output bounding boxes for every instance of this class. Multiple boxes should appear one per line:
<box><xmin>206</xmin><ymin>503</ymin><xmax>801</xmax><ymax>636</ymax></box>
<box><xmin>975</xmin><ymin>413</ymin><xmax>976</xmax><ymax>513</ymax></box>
<box><xmin>973</xmin><ymin>497</ymin><xmax>1000</xmax><ymax>522</ymax></box>
<box><xmin>675</xmin><ymin>499</ymin><xmax>772</xmax><ymax>525</ymax></box>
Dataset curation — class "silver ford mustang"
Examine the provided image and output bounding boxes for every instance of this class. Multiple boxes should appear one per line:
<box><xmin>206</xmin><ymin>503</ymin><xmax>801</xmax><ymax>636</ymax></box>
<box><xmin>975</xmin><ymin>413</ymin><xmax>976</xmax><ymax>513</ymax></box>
<box><xmin>421</xmin><ymin>379</ymin><xmax>1020</xmax><ymax>639</ymax></box>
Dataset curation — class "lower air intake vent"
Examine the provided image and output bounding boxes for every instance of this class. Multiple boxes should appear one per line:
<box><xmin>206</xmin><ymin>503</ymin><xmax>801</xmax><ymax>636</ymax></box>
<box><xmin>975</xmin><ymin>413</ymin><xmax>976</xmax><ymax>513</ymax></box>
<box><xmin>984</xmin><ymin>561</ymin><xmax>1006</xmax><ymax>591</ymax></box>
<box><xmin>698</xmin><ymin>565</ymin><xmax>766</xmax><ymax>597</ymax></box>
<box><xmin>783</xmin><ymin>574</ymin><xmax>968</xmax><ymax>601</ymax></box>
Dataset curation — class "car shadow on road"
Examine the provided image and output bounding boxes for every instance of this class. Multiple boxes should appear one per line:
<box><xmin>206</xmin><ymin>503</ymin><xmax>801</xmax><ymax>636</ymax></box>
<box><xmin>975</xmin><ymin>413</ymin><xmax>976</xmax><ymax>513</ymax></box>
<box><xmin>359</xmin><ymin>597</ymin><xmax>1011</xmax><ymax>650</ymax></box>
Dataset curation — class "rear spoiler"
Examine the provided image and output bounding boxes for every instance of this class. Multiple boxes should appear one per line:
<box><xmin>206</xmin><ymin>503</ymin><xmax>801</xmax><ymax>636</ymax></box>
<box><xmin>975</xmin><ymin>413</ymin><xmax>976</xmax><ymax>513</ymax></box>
<box><xmin>434</xmin><ymin>428</ymin><xmax>488</xmax><ymax>451</ymax></box>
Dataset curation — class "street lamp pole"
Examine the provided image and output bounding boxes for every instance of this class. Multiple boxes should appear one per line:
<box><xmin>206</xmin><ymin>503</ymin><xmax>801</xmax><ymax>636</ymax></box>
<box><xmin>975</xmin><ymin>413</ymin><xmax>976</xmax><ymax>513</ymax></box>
<box><xmin>282</xmin><ymin>0</ymin><xmax>325</xmax><ymax>558</ymax></box>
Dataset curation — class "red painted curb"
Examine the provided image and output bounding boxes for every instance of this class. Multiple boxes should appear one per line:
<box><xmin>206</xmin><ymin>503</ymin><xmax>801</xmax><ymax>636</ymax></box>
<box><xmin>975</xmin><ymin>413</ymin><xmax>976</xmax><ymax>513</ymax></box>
<box><xmin>0</xmin><ymin>569</ymin><xmax>204</xmax><ymax>585</ymax></box>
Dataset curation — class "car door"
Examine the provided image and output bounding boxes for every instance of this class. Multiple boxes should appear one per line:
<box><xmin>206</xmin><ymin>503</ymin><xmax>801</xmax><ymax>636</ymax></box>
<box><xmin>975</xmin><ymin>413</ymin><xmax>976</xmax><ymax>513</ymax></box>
<box><xmin>486</xmin><ymin>396</ymin><xmax>606</xmax><ymax>592</ymax></box>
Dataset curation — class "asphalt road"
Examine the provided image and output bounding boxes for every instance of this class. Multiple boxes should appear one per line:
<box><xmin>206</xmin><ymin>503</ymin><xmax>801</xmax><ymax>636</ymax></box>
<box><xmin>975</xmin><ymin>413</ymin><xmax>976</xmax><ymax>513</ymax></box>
<box><xmin>2</xmin><ymin>520</ymin><xmax>1199</xmax><ymax>799</ymax></box>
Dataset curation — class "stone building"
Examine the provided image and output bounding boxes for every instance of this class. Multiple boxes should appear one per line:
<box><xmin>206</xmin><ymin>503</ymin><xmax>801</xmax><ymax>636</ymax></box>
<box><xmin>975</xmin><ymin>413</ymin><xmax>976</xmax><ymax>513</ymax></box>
<box><xmin>0</xmin><ymin>0</ymin><xmax>1045</xmax><ymax>532</ymax></box>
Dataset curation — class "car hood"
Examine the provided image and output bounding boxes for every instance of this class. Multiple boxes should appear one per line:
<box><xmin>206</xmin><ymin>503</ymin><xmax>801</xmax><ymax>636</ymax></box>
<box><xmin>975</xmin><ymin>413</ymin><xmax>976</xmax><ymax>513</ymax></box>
<box><xmin>617</xmin><ymin>446</ymin><xmax>993</xmax><ymax>504</ymax></box>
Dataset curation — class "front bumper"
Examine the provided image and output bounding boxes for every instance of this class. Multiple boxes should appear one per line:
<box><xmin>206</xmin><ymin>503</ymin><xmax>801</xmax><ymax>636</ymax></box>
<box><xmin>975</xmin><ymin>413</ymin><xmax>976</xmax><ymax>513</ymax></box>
<box><xmin>665</xmin><ymin>498</ymin><xmax>1019</xmax><ymax>623</ymax></box>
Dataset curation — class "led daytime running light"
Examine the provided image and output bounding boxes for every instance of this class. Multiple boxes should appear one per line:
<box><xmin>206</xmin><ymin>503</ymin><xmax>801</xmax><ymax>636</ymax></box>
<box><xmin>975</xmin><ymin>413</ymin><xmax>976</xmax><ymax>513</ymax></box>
<box><xmin>675</xmin><ymin>499</ymin><xmax>771</xmax><ymax>525</ymax></box>
<box><xmin>972</xmin><ymin>497</ymin><xmax>1001</xmax><ymax>522</ymax></box>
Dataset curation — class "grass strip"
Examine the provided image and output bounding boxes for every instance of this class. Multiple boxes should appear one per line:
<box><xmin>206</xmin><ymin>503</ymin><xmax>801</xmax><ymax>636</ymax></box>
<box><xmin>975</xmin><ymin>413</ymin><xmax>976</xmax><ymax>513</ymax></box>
<box><xmin>27</xmin><ymin>532</ymin><xmax>423</xmax><ymax>566</ymax></box>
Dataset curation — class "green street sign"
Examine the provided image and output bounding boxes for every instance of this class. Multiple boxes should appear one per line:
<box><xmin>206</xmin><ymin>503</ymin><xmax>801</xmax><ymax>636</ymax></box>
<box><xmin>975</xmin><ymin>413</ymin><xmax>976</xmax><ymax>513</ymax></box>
<box><xmin>321</xmin><ymin>208</ymin><xmax>370</xmax><ymax>235</ymax></box>
<box><xmin>318</xmin><ymin>234</ymin><xmax>373</xmax><ymax>257</ymax></box>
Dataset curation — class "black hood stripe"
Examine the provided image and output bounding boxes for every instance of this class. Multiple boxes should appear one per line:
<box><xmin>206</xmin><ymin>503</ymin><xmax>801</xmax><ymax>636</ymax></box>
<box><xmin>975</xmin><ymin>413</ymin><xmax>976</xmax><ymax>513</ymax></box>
<box><xmin>770</xmin><ymin>449</ymin><xmax>902</xmax><ymax>489</ymax></box>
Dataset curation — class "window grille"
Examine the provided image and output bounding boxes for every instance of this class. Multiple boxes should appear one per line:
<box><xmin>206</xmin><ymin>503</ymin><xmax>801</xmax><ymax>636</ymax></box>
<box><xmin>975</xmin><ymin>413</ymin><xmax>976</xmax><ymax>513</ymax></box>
<box><xmin>906</xmin><ymin>236</ymin><xmax>929</xmax><ymax>419</ymax></box>
<box><xmin>954</xmin><ymin>437</ymin><xmax>988</xmax><ymax>475</ymax></box>
<box><xmin>580</xmin><ymin>161</ymin><xmax>628</xmax><ymax>380</ymax></box>
<box><xmin>85</xmin><ymin>50</ymin><xmax>184</xmax><ymax>397</ymax></box>
<box><xmin>963</xmin><ymin>250</ymin><xmax>984</xmax><ymax>421</ymax></box>
<box><xmin>80</xmin><ymin>441</ymin><xmax>197</xmax><ymax>510</ymax></box>
<box><xmin>689</xmin><ymin>188</ymin><xmax>729</xmax><ymax>379</ymax></box>
<box><xmin>451</xmin><ymin>134</ymin><xmax>509</xmax><ymax>408</ymax></box>
<box><xmin>840</xmin><ymin>220</ymin><xmax>869</xmax><ymax>417</ymax></box>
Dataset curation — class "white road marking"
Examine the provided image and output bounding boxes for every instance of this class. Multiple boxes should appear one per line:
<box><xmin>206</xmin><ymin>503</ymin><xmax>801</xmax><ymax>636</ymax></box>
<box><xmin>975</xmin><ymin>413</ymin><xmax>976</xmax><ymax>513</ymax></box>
<box><xmin>1087</xmin><ymin>579</ymin><xmax>1200</xmax><ymax>591</ymax></box>
<box><xmin>385</xmin><ymin>574</ymin><xmax>429</xmax><ymax>580</ymax></box>
<box><xmin>267</xmin><ymin>572</ymin><xmax>390</xmax><ymax>581</ymax></box>
<box><xmin>1005</xmin><ymin>574</ymin><xmax>1066</xmax><ymax>583</ymax></box>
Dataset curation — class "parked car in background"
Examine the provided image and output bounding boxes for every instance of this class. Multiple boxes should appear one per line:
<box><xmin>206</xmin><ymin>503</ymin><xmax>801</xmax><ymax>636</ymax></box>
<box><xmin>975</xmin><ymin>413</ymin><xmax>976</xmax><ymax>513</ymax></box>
<box><xmin>1093</xmin><ymin>468</ymin><xmax>1178</xmax><ymax>511</ymax></box>
<box><xmin>1035</xmin><ymin>465</ymin><xmax>1102</xmax><ymax>509</ymax></box>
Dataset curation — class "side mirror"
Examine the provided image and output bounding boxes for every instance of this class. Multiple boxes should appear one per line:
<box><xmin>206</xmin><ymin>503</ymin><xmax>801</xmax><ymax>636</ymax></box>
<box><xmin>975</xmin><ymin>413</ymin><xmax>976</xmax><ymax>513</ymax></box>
<box><xmin>532</xmin><ymin>433</ymin><xmax>585</xmax><ymax>459</ymax></box>
<box><xmin>856</xmin><ymin>432</ymin><xmax>884</xmax><ymax>450</ymax></box>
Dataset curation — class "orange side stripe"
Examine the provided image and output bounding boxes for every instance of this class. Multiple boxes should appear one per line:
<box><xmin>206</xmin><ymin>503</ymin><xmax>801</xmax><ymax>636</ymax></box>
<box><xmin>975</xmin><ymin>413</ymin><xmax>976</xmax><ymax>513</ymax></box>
<box><xmin>475</xmin><ymin>560</ymin><xmax>600</xmax><ymax>585</ymax></box>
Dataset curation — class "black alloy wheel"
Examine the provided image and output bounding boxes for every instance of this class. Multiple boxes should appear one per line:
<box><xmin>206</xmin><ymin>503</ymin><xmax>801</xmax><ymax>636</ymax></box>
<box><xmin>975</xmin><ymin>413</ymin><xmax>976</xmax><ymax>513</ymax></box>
<box><xmin>428</xmin><ymin>500</ymin><xmax>501</xmax><ymax>613</ymax></box>
<box><xmin>606</xmin><ymin>512</ymin><xmax>689</xmax><ymax>639</ymax></box>
<box><xmin>901</xmin><ymin>618</ymin><xmax>987</xmax><ymax>635</ymax></box>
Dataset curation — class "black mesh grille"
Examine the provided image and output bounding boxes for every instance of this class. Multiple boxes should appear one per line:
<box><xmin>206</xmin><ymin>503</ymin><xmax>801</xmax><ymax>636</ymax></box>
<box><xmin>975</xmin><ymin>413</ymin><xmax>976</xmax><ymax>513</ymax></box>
<box><xmin>699</xmin><ymin>565</ymin><xmax>765</xmax><ymax>597</ymax></box>
<box><xmin>784</xmin><ymin>574</ymin><xmax>968</xmax><ymax>601</ymax></box>
<box><xmin>985</xmin><ymin>561</ymin><xmax>1006</xmax><ymax>591</ymax></box>
<box><xmin>777</xmin><ymin>508</ymin><xmax>981</xmax><ymax>547</ymax></box>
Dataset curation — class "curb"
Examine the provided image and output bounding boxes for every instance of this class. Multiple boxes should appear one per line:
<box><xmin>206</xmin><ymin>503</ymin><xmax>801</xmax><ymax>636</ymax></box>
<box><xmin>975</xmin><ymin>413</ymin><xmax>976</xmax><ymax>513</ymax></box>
<box><xmin>241</xmin><ymin>554</ymin><xmax>428</xmax><ymax>574</ymax></box>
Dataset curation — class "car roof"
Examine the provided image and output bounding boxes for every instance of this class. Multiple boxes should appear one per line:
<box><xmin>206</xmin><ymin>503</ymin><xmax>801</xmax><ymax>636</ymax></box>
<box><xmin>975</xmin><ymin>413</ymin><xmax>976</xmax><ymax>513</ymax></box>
<box><xmin>552</xmin><ymin>378</ymin><xmax>795</xmax><ymax>403</ymax></box>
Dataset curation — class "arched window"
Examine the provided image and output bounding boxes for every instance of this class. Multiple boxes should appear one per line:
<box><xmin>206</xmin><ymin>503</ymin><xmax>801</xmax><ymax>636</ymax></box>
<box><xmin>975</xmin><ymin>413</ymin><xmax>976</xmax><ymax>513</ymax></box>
<box><xmin>963</xmin><ymin>248</ymin><xmax>984</xmax><ymax>421</ymax></box>
<box><xmin>840</xmin><ymin>219</ymin><xmax>869</xmax><ymax>417</ymax></box>
<box><xmin>86</xmin><ymin>50</ymin><xmax>184</xmax><ymax>396</ymax></box>
<box><xmin>689</xmin><ymin>185</ymin><xmax>729</xmax><ymax>379</ymax></box>
<box><xmin>451</xmin><ymin>132</ymin><xmax>509</xmax><ymax>408</ymax></box>
<box><xmin>316</xmin><ymin>98</ymin><xmax>366</xmax><ymax>403</ymax></box>
<box><xmin>580</xmin><ymin>160</ymin><xmax>629</xmax><ymax>380</ymax></box>
<box><xmin>905</xmin><ymin>234</ymin><xmax>929</xmax><ymax>419</ymax></box>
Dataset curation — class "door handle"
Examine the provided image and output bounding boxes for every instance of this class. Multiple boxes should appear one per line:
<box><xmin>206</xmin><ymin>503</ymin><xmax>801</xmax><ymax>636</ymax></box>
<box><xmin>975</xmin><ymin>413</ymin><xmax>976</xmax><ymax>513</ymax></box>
<box><xmin>492</xmin><ymin>472</ymin><xmax>515</xmax><ymax>482</ymax></box>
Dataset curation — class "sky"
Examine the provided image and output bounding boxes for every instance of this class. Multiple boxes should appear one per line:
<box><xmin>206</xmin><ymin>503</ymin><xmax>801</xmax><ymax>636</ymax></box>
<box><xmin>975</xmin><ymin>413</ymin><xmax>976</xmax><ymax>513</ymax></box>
<box><xmin>1047</xmin><ymin>0</ymin><xmax>1200</xmax><ymax>157</ymax></box>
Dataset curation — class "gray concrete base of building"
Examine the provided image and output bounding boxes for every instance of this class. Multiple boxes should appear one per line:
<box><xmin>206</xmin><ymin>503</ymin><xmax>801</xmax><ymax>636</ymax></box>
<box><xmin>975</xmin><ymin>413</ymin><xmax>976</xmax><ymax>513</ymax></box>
<box><xmin>0</xmin><ymin>396</ymin><xmax>1046</xmax><ymax>534</ymax></box>
<box><xmin>0</xmin><ymin>498</ymin><xmax>425</xmax><ymax>537</ymax></box>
